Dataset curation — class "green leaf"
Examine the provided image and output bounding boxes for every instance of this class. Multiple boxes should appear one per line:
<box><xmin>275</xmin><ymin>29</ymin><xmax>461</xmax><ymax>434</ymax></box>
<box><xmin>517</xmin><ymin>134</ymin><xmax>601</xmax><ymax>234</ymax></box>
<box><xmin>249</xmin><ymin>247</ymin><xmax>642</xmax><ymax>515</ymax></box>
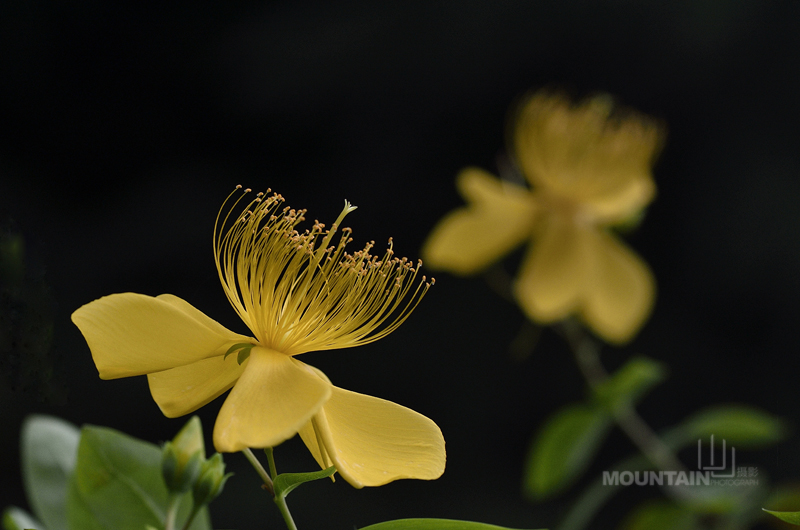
<box><xmin>2</xmin><ymin>507</ymin><xmax>44</xmax><ymax>530</ymax></box>
<box><xmin>763</xmin><ymin>485</ymin><xmax>800</xmax><ymax>520</ymax></box>
<box><xmin>21</xmin><ymin>415</ymin><xmax>81</xmax><ymax>530</ymax></box>
<box><xmin>592</xmin><ymin>356</ymin><xmax>667</xmax><ymax>412</ymax></box>
<box><xmin>619</xmin><ymin>501</ymin><xmax>700</xmax><ymax>530</ymax></box>
<box><xmin>676</xmin><ymin>405</ymin><xmax>787</xmax><ymax>448</ymax></box>
<box><xmin>273</xmin><ymin>466</ymin><xmax>337</xmax><ymax>499</ymax></box>
<box><xmin>66</xmin><ymin>425</ymin><xmax>211</xmax><ymax>530</ymax></box>
<box><xmin>523</xmin><ymin>403</ymin><xmax>612</xmax><ymax>499</ymax></box>
<box><xmin>358</xmin><ymin>519</ymin><xmax>545</xmax><ymax>530</ymax></box>
<box><xmin>763</xmin><ymin>509</ymin><xmax>800</xmax><ymax>525</ymax></box>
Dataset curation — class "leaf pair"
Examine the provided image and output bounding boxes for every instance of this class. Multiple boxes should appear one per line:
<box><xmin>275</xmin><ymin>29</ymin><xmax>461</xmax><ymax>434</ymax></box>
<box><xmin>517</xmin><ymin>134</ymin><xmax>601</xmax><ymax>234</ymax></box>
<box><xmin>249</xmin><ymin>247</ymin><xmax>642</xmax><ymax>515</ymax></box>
<box><xmin>524</xmin><ymin>356</ymin><xmax>666</xmax><ymax>499</ymax></box>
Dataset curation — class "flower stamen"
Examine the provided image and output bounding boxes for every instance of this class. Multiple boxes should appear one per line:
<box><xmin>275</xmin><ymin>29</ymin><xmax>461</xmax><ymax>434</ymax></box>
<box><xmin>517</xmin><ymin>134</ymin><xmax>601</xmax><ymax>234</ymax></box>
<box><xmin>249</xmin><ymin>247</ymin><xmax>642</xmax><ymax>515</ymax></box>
<box><xmin>214</xmin><ymin>187</ymin><xmax>432</xmax><ymax>356</ymax></box>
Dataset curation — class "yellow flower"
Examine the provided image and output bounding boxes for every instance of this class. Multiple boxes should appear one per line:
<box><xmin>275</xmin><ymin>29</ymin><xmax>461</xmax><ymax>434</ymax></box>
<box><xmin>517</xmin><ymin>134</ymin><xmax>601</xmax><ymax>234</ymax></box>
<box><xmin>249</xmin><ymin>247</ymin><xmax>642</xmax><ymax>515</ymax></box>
<box><xmin>72</xmin><ymin>186</ymin><xmax>445</xmax><ymax>488</ymax></box>
<box><xmin>423</xmin><ymin>91</ymin><xmax>664</xmax><ymax>344</ymax></box>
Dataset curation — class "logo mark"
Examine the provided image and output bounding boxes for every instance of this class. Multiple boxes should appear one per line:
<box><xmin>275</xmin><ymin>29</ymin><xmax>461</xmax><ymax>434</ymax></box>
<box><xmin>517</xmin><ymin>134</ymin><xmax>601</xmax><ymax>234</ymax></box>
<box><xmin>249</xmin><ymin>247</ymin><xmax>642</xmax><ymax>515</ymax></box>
<box><xmin>697</xmin><ymin>435</ymin><xmax>735</xmax><ymax>478</ymax></box>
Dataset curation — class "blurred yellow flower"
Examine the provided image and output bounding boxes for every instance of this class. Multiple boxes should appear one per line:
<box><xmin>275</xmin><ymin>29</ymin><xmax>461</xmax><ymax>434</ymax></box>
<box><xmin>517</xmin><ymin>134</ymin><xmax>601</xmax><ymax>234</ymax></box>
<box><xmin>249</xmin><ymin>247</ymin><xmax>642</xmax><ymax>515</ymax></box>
<box><xmin>72</xmin><ymin>187</ymin><xmax>445</xmax><ymax>488</ymax></box>
<box><xmin>423</xmin><ymin>91</ymin><xmax>663</xmax><ymax>344</ymax></box>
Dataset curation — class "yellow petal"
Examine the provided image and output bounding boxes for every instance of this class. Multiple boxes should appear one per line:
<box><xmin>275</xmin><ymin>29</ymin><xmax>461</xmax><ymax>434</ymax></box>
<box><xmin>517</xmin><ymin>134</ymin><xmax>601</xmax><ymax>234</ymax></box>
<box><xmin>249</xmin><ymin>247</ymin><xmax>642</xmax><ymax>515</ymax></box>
<box><xmin>71</xmin><ymin>293</ymin><xmax>245</xmax><ymax>379</ymax></box>
<box><xmin>514</xmin><ymin>217</ymin><xmax>590</xmax><ymax>323</ymax></box>
<box><xmin>156</xmin><ymin>293</ymin><xmax>250</xmax><ymax>339</ymax></box>
<box><xmin>580</xmin><ymin>231</ymin><xmax>655</xmax><ymax>344</ymax></box>
<box><xmin>300</xmin><ymin>385</ymin><xmax>446</xmax><ymax>488</ymax></box>
<box><xmin>212</xmin><ymin>347</ymin><xmax>332</xmax><ymax>452</ymax></box>
<box><xmin>422</xmin><ymin>167</ymin><xmax>536</xmax><ymax>275</ymax></box>
<box><xmin>147</xmin><ymin>355</ymin><xmax>247</xmax><ymax>418</ymax></box>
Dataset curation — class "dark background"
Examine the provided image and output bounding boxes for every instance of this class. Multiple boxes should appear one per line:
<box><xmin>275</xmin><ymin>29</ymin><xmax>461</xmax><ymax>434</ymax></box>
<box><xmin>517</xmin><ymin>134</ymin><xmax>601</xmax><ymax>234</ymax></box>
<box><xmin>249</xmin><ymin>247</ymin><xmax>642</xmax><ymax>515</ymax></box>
<box><xmin>3</xmin><ymin>2</ymin><xmax>800</xmax><ymax>529</ymax></box>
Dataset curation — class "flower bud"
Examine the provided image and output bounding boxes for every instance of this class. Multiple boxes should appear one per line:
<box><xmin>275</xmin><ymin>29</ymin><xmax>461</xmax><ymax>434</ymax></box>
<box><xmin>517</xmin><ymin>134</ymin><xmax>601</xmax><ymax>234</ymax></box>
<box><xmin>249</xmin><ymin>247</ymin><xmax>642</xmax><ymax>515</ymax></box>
<box><xmin>162</xmin><ymin>441</ymin><xmax>203</xmax><ymax>493</ymax></box>
<box><xmin>161</xmin><ymin>416</ymin><xmax>206</xmax><ymax>493</ymax></box>
<box><xmin>192</xmin><ymin>453</ymin><xmax>231</xmax><ymax>506</ymax></box>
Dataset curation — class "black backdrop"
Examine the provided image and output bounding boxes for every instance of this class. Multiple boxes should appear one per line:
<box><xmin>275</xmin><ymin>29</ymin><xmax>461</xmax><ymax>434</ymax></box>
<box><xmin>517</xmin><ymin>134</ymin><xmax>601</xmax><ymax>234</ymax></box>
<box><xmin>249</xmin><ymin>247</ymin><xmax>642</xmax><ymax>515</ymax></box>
<box><xmin>3</xmin><ymin>2</ymin><xmax>800</xmax><ymax>529</ymax></box>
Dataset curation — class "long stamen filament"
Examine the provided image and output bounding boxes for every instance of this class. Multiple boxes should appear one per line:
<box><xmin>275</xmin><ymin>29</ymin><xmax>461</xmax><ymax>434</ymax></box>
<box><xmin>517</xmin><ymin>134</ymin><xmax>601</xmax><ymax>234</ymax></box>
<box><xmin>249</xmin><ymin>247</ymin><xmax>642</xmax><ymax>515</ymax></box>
<box><xmin>214</xmin><ymin>187</ymin><xmax>432</xmax><ymax>356</ymax></box>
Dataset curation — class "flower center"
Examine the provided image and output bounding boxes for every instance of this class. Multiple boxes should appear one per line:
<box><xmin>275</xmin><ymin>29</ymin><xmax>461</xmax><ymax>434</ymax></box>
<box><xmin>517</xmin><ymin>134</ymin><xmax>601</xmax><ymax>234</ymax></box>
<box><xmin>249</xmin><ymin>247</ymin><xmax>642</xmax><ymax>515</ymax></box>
<box><xmin>536</xmin><ymin>189</ymin><xmax>595</xmax><ymax>228</ymax></box>
<box><xmin>214</xmin><ymin>186</ymin><xmax>433</xmax><ymax>356</ymax></box>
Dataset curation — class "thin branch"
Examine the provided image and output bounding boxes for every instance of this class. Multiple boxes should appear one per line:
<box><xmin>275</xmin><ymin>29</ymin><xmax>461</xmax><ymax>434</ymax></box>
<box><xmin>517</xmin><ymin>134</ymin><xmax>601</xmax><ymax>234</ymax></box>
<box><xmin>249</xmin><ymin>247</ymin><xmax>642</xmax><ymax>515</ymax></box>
<box><xmin>559</xmin><ymin>319</ymin><xmax>685</xmax><ymax>473</ymax></box>
<box><xmin>242</xmin><ymin>447</ymin><xmax>274</xmax><ymax>496</ymax></box>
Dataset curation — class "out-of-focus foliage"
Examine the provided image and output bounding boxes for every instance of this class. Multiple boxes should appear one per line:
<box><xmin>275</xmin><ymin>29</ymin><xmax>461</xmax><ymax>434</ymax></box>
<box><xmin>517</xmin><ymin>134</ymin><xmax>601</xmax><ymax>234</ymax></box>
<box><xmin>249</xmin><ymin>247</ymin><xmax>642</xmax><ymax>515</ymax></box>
<box><xmin>20</xmin><ymin>416</ymin><xmax>79</xmax><ymax>530</ymax></box>
<box><xmin>524</xmin><ymin>403</ymin><xmax>612</xmax><ymax>499</ymax></box>
<box><xmin>2</xmin><ymin>416</ymin><xmax>213</xmax><ymax>530</ymax></box>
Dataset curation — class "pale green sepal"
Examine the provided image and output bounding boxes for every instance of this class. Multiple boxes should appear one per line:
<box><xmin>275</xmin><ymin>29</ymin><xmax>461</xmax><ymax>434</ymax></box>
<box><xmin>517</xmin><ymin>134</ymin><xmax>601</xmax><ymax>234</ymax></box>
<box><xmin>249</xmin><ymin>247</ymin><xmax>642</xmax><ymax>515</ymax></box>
<box><xmin>66</xmin><ymin>425</ymin><xmax>212</xmax><ymax>530</ymax></box>
<box><xmin>763</xmin><ymin>509</ymin><xmax>800</xmax><ymax>525</ymax></box>
<box><xmin>2</xmin><ymin>507</ymin><xmax>45</xmax><ymax>530</ymax></box>
<box><xmin>592</xmin><ymin>356</ymin><xmax>666</xmax><ymax>412</ymax></box>
<box><xmin>677</xmin><ymin>405</ymin><xmax>787</xmax><ymax>448</ymax></box>
<box><xmin>161</xmin><ymin>442</ymin><xmax>181</xmax><ymax>488</ymax></box>
<box><xmin>223</xmin><ymin>343</ymin><xmax>254</xmax><ymax>364</ymax></box>
<box><xmin>236</xmin><ymin>348</ymin><xmax>251</xmax><ymax>365</ymax></box>
<box><xmin>21</xmin><ymin>415</ymin><xmax>81</xmax><ymax>530</ymax></box>
<box><xmin>162</xmin><ymin>444</ymin><xmax>203</xmax><ymax>494</ymax></box>
<box><xmin>523</xmin><ymin>403</ymin><xmax>611</xmax><ymax>499</ymax></box>
<box><xmin>359</xmin><ymin>519</ymin><xmax>544</xmax><ymax>530</ymax></box>
<box><xmin>273</xmin><ymin>466</ymin><xmax>337</xmax><ymax>499</ymax></box>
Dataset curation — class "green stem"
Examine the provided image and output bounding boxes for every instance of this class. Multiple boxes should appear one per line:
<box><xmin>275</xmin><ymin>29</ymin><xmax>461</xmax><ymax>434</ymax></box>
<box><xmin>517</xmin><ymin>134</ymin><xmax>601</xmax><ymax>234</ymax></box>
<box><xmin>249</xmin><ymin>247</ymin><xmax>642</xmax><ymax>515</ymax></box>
<box><xmin>265</xmin><ymin>447</ymin><xmax>300</xmax><ymax>530</ymax></box>
<box><xmin>243</xmin><ymin>447</ymin><xmax>299</xmax><ymax>530</ymax></box>
<box><xmin>556</xmin><ymin>453</ymin><xmax>648</xmax><ymax>530</ymax></box>
<box><xmin>556</xmin><ymin>473</ymin><xmax>623</xmax><ymax>530</ymax></box>
<box><xmin>164</xmin><ymin>494</ymin><xmax>180</xmax><ymax>530</ymax></box>
<box><xmin>180</xmin><ymin>504</ymin><xmax>201</xmax><ymax>530</ymax></box>
<box><xmin>555</xmin><ymin>320</ymin><xmax>694</xmax><ymax>530</ymax></box>
<box><xmin>559</xmin><ymin>319</ymin><xmax>685</xmax><ymax>473</ymax></box>
<box><xmin>274</xmin><ymin>493</ymin><xmax>299</xmax><ymax>530</ymax></box>
<box><xmin>265</xmin><ymin>447</ymin><xmax>279</xmax><ymax>479</ymax></box>
<box><xmin>242</xmin><ymin>447</ymin><xmax>274</xmax><ymax>495</ymax></box>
